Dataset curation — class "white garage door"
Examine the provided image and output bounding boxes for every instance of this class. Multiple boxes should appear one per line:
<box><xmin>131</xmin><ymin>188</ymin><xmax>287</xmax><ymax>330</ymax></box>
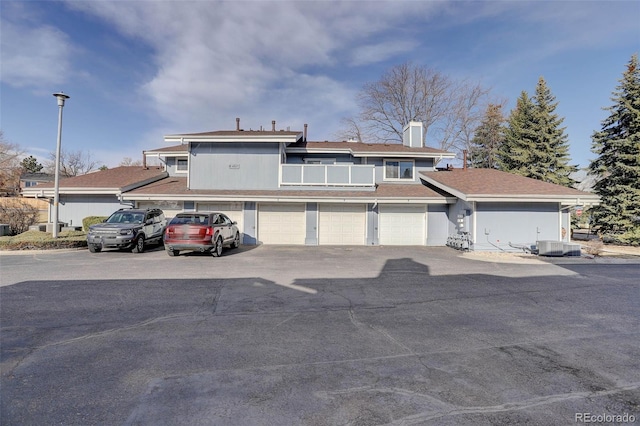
<box><xmin>379</xmin><ymin>204</ymin><xmax>426</xmax><ymax>245</ymax></box>
<box><xmin>319</xmin><ymin>204</ymin><xmax>366</xmax><ymax>245</ymax></box>
<box><xmin>197</xmin><ymin>202</ymin><xmax>244</xmax><ymax>233</ymax></box>
<box><xmin>137</xmin><ymin>201</ymin><xmax>183</xmax><ymax>220</ymax></box>
<box><xmin>258</xmin><ymin>203</ymin><xmax>306</xmax><ymax>245</ymax></box>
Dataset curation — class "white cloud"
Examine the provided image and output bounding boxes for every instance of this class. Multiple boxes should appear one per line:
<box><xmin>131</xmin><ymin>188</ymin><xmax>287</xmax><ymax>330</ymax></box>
<box><xmin>0</xmin><ymin>19</ymin><xmax>73</xmax><ymax>90</ymax></box>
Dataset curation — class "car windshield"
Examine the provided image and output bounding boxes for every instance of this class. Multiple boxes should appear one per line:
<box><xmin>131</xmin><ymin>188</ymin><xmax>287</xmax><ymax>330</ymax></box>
<box><xmin>106</xmin><ymin>212</ymin><xmax>145</xmax><ymax>224</ymax></box>
<box><xmin>170</xmin><ymin>215</ymin><xmax>209</xmax><ymax>225</ymax></box>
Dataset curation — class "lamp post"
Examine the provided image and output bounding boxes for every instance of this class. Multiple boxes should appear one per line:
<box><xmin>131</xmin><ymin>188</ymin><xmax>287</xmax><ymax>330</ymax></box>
<box><xmin>52</xmin><ymin>92</ymin><xmax>69</xmax><ymax>238</ymax></box>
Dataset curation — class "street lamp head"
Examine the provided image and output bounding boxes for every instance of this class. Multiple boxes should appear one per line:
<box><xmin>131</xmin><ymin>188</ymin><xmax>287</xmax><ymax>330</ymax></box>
<box><xmin>53</xmin><ymin>92</ymin><xmax>70</xmax><ymax>107</ymax></box>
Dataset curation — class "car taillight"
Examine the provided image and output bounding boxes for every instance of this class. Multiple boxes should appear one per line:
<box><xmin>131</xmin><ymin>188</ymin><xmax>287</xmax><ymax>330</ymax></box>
<box><xmin>205</xmin><ymin>227</ymin><xmax>214</xmax><ymax>236</ymax></box>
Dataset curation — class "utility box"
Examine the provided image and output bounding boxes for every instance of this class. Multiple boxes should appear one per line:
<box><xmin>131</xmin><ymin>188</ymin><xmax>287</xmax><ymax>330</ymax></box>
<box><xmin>537</xmin><ymin>240</ymin><xmax>564</xmax><ymax>257</ymax></box>
<box><xmin>0</xmin><ymin>224</ymin><xmax>10</xmax><ymax>236</ymax></box>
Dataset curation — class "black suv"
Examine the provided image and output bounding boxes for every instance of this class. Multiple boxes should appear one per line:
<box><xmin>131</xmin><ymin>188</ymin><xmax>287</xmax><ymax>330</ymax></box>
<box><xmin>87</xmin><ymin>208</ymin><xmax>167</xmax><ymax>253</ymax></box>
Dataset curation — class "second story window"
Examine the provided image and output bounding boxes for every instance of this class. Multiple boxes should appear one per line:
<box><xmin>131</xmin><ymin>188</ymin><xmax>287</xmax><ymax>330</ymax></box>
<box><xmin>176</xmin><ymin>158</ymin><xmax>188</xmax><ymax>173</ymax></box>
<box><xmin>384</xmin><ymin>160</ymin><xmax>414</xmax><ymax>180</ymax></box>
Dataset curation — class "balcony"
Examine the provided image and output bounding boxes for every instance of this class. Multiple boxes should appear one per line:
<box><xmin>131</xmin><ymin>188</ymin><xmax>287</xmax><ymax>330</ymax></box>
<box><xmin>280</xmin><ymin>164</ymin><xmax>375</xmax><ymax>187</ymax></box>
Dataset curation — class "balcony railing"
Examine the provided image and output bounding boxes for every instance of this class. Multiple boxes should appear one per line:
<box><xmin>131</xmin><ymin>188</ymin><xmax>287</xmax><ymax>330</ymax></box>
<box><xmin>280</xmin><ymin>164</ymin><xmax>375</xmax><ymax>187</ymax></box>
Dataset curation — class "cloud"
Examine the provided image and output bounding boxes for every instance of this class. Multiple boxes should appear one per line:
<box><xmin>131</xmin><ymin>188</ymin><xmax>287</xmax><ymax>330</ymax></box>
<box><xmin>0</xmin><ymin>18</ymin><xmax>73</xmax><ymax>90</ymax></box>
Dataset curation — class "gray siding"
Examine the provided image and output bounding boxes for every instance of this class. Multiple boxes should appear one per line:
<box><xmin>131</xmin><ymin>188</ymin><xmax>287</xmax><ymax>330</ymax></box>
<box><xmin>474</xmin><ymin>202</ymin><xmax>561</xmax><ymax>251</ymax></box>
<box><xmin>427</xmin><ymin>204</ymin><xmax>449</xmax><ymax>246</ymax></box>
<box><xmin>189</xmin><ymin>142</ymin><xmax>281</xmax><ymax>190</ymax></box>
<box><xmin>305</xmin><ymin>203</ymin><xmax>318</xmax><ymax>245</ymax></box>
<box><xmin>164</xmin><ymin>157</ymin><xmax>188</xmax><ymax>177</ymax></box>
<box><xmin>58</xmin><ymin>195</ymin><xmax>127</xmax><ymax>228</ymax></box>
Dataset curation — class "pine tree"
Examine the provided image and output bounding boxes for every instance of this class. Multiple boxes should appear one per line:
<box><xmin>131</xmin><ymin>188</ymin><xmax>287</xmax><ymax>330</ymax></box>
<box><xmin>498</xmin><ymin>91</ymin><xmax>537</xmax><ymax>175</ymax></box>
<box><xmin>589</xmin><ymin>54</ymin><xmax>640</xmax><ymax>243</ymax></box>
<box><xmin>20</xmin><ymin>155</ymin><xmax>43</xmax><ymax>174</ymax></box>
<box><xmin>468</xmin><ymin>103</ymin><xmax>505</xmax><ymax>168</ymax></box>
<box><xmin>531</xmin><ymin>77</ymin><xmax>577</xmax><ymax>186</ymax></box>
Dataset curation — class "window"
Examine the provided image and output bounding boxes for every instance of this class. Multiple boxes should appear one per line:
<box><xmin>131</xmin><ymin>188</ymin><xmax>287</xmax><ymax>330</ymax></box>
<box><xmin>176</xmin><ymin>158</ymin><xmax>188</xmax><ymax>172</ymax></box>
<box><xmin>384</xmin><ymin>160</ymin><xmax>414</xmax><ymax>180</ymax></box>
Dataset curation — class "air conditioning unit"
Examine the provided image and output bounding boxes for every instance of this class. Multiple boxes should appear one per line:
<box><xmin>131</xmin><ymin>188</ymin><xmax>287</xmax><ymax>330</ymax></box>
<box><xmin>537</xmin><ymin>240</ymin><xmax>564</xmax><ymax>257</ymax></box>
<box><xmin>563</xmin><ymin>243</ymin><xmax>581</xmax><ymax>257</ymax></box>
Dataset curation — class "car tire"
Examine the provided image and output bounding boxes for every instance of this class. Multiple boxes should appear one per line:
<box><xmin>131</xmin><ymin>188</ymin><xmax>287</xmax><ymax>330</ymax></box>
<box><xmin>167</xmin><ymin>249</ymin><xmax>179</xmax><ymax>257</ymax></box>
<box><xmin>89</xmin><ymin>244</ymin><xmax>101</xmax><ymax>253</ymax></box>
<box><xmin>211</xmin><ymin>236</ymin><xmax>223</xmax><ymax>257</ymax></box>
<box><xmin>132</xmin><ymin>235</ymin><xmax>145</xmax><ymax>253</ymax></box>
<box><xmin>232</xmin><ymin>232</ymin><xmax>240</xmax><ymax>249</ymax></box>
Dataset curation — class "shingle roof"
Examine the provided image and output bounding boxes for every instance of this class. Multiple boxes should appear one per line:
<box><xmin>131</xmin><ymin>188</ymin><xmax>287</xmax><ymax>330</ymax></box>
<box><xmin>123</xmin><ymin>177</ymin><xmax>450</xmax><ymax>201</ymax></box>
<box><xmin>420</xmin><ymin>168</ymin><xmax>600</xmax><ymax>202</ymax></box>
<box><xmin>24</xmin><ymin>166</ymin><xmax>167</xmax><ymax>190</ymax></box>
<box><xmin>144</xmin><ymin>144</ymin><xmax>188</xmax><ymax>154</ymax></box>
<box><xmin>167</xmin><ymin>130</ymin><xmax>302</xmax><ymax>137</ymax></box>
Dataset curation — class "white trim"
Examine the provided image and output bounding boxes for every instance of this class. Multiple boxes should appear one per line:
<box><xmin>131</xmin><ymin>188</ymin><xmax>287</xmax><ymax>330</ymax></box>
<box><xmin>123</xmin><ymin>193</ymin><xmax>456</xmax><ymax>204</ymax></box>
<box><xmin>165</xmin><ymin>134</ymin><xmax>302</xmax><ymax>144</ymax></box>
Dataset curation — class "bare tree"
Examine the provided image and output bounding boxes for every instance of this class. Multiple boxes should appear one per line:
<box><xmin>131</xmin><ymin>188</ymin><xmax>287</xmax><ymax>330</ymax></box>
<box><xmin>340</xmin><ymin>63</ymin><xmax>491</xmax><ymax>156</ymax></box>
<box><xmin>0</xmin><ymin>131</ymin><xmax>25</xmax><ymax>195</ymax></box>
<box><xmin>44</xmin><ymin>149</ymin><xmax>100</xmax><ymax>177</ymax></box>
<box><xmin>119</xmin><ymin>157</ymin><xmax>142</xmax><ymax>167</ymax></box>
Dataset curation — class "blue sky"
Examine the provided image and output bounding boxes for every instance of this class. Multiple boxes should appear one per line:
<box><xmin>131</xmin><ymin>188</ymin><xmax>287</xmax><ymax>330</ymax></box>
<box><xmin>1</xmin><ymin>1</ymin><xmax>638</xmax><ymax>170</ymax></box>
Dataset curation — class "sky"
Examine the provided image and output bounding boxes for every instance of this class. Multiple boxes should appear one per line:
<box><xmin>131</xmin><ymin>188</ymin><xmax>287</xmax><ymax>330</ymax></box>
<box><xmin>1</xmin><ymin>1</ymin><xmax>639</xmax><ymax>170</ymax></box>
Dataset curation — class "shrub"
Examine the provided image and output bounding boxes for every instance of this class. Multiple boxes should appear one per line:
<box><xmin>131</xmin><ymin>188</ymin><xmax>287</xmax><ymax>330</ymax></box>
<box><xmin>0</xmin><ymin>230</ymin><xmax>87</xmax><ymax>250</ymax></box>
<box><xmin>83</xmin><ymin>216</ymin><xmax>108</xmax><ymax>231</ymax></box>
<box><xmin>0</xmin><ymin>198</ymin><xmax>39</xmax><ymax>235</ymax></box>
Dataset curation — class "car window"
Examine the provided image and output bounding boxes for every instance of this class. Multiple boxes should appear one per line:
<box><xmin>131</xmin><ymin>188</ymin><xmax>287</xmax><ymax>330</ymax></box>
<box><xmin>170</xmin><ymin>215</ymin><xmax>209</xmax><ymax>225</ymax></box>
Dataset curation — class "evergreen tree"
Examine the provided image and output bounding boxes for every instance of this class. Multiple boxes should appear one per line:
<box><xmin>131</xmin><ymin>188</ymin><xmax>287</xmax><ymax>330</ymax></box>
<box><xmin>531</xmin><ymin>77</ymin><xmax>577</xmax><ymax>186</ymax></box>
<box><xmin>589</xmin><ymin>54</ymin><xmax>640</xmax><ymax>242</ymax></box>
<box><xmin>20</xmin><ymin>155</ymin><xmax>43</xmax><ymax>174</ymax></box>
<box><xmin>468</xmin><ymin>103</ymin><xmax>505</xmax><ymax>169</ymax></box>
<box><xmin>497</xmin><ymin>91</ymin><xmax>537</xmax><ymax>174</ymax></box>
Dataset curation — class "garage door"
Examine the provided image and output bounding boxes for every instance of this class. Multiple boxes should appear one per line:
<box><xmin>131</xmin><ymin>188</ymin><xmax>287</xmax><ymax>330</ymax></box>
<box><xmin>319</xmin><ymin>204</ymin><xmax>366</xmax><ymax>245</ymax></box>
<box><xmin>258</xmin><ymin>203</ymin><xmax>306</xmax><ymax>245</ymax></box>
<box><xmin>197</xmin><ymin>202</ymin><xmax>244</xmax><ymax>233</ymax></box>
<box><xmin>137</xmin><ymin>201</ymin><xmax>183</xmax><ymax>220</ymax></box>
<box><xmin>379</xmin><ymin>204</ymin><xmax>426</xmax><ymax>245</ymax></box>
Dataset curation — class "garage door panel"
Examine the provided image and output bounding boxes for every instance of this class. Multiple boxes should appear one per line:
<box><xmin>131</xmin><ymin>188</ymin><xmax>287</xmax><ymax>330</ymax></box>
<box><xmin>379</xmin><ymin>204</ymin><xmax>426</xmax><ymax>246</ymax></box>
<box><xmin>197</xmin><ymin>202</ymin><xmax>244</xmax><ymax>233</ymax></box>
<box><xmin>319</xmin><ymin>204</ymin><xmax>366</xmax><ymax>245</ymax></box>
<box><xmin>259</xmin><ymin>203</ymin><xmax>305</xmax><ymax>245</ymax></box>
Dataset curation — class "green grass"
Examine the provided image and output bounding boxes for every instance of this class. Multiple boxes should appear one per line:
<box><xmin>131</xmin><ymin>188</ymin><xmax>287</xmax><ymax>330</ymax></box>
<box><xmin>0</xmin><ymin>230</ymin><xmax>88</xmax><ymax>250</ymax></box>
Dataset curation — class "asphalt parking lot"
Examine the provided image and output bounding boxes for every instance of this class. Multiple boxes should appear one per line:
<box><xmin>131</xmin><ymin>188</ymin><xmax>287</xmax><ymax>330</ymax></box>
<box><xmin>1</xmin><ymin>246</ymin><xmax>639</xmax><ymax>425</ymax></box>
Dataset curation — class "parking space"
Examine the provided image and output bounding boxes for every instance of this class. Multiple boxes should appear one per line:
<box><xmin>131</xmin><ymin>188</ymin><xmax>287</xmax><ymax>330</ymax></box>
<box><xmin>1</xmin><ymin>247</ymin><xmax>639</xmax><ymax>425</ymax></box>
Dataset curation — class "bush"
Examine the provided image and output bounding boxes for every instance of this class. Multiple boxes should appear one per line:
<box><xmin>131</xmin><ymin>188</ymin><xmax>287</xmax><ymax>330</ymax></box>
<box><xmin>0</xmin><ymin>198</ymin><xmax>39</xmax><ymax>235</ymax></box>
<box><xmin>83</xmin><ymin>216</ymin><xmax>108</xmax><ymax>231</ymax></box>
<box><xmin>603</xmin><ymin>227</ymin><xmax>640</xmax><ymax>246</ymax></box>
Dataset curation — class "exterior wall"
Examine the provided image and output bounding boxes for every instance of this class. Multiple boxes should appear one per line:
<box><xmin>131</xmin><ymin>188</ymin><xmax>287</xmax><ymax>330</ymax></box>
<box><xmin>474</xmin><ymin>202</ymin><xmax>561</xmax><ymax>251</ymax></box>
<box><xmin>58</xmin><ymin>195</ymin><xmax>127</xmax><ymax>228</ymax></box>
<box><xmin>285</xmin><ymin>153</ymin><xmax>359</xmax><ymax>164</ymax></box>
<box><xmin>305</xmin><ymin>203</ymin><xmax>318</xmax><ymax>245</ymax></box>
<box><xmin>189</xmin><ymin>142</ymin><xmax>281</xmax><ymax>190</ymax></box>
<box><xmin>243</xmin><ymin>202</ymin><xmax>257</xmax><ymax>245</ymax></box>
<box><xmin>367</xmin><ymin>204</ymin><xmax>379</xmax><ymax>245</ymax></box>
<box><xmin>448</xmin><ymin>199</ymin><xmax>473</xmax><ymax>237</ymax></box>
<box><xmin>427</xmin><ymin>204</ymin><xmax>449</xmax><ymax>246</ymax></box>
<box><xmin>164</xmin><ymin>157</ymin><xmax>189</xmax><ymax>177</ymax></box>
<box><xmin>371</xmin><ymin>158</ymin><xmax>435</xmax><ymax>184</ymax></box>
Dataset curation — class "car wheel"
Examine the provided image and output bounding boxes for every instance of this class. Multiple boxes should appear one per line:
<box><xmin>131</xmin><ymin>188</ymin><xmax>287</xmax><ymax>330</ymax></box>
<box><xmin>132</xmin><ymin>235</ymin><xmax>145</xmax><ymax>253</ymax></box>
<box><xmin>211</xmin><ymin>236</ymin><xmax>223</xmax><ymax>257</ymax></box>
<box><xmin>232</xmin><ymin>232</ymin><xmax>240</xmax><ymax>249</ymax></box>
<box><xmin>89</xmin><ymin>244</ymin><xmax>101</xmax><ymax>253</ymax></box>
<box><xmin>167</xmin><ymin>249</ymin><xmax>179</xmax><ymax>257</ymax></box>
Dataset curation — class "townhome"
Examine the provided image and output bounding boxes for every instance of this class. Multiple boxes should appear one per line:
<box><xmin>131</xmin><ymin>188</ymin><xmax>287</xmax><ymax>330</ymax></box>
<box><xmin>22</xmin><ymin>119</ymin><xmax>599</xmax><ymax>250</ymax></box>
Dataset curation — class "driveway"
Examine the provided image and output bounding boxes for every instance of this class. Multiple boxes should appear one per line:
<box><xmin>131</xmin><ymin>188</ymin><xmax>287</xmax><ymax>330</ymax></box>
<box><xmin>1</xmin><ymin>246</ymin><xmax>639</xmax><ymax>425</ymax></box>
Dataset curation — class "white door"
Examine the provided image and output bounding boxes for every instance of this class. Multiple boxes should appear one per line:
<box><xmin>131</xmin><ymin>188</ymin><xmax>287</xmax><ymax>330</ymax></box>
<box><xmin>319</xmin><ymin>204</ymin><xmax>366</xmax><ymax>245</ymax></box>
<box><xmin>197</xmin><ymin>202</ymin><xmax>244</xmax><ymax>234</ymax></box>
<box><xmin>379</xmin><ymin>204</ymin><xmax>426</xmax><ymax>245</ymax></box>
<box><xmin>258</xmin><ymin>203</ymin><xmax>306</xmax><ymax>245</ymax></box>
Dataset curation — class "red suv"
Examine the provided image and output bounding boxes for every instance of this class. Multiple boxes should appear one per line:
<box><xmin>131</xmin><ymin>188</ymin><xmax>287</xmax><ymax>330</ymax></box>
<box><xmin>164</xmin><ymin>212</ymin><xmax>240</xmax><ymax>257</ymax></box>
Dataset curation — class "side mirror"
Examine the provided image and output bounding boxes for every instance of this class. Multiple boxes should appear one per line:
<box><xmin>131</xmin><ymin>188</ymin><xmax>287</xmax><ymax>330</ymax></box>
<box><xmin>232</xmin><ymin>221</ymin><xmax>237</xmax><ymax>225</ymax></box>
<box><xmin>145</xmin><ymin>219</ymin><xmax>153</xmax><ymax>225</ymax></box>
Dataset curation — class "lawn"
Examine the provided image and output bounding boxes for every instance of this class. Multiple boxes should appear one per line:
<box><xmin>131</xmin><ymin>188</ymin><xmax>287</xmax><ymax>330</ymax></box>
<box><xmin>0</xmin><ymin>230</ymin><xmax>88</xmax><ymax>250</ymax></box>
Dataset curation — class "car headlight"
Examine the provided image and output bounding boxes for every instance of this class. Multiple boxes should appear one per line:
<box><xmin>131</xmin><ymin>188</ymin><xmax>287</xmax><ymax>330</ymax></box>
<box><xmin>120</xmin><ymin>229</ymin><xmax>133</xmax><ymax>235</ymax></box>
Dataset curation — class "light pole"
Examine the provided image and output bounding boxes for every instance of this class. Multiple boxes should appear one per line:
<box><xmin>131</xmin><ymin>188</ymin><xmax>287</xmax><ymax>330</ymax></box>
<box><xmin>52</xmin><ymin>92</ymin><xmax>69</xmax><ymax>238</ymax></box>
